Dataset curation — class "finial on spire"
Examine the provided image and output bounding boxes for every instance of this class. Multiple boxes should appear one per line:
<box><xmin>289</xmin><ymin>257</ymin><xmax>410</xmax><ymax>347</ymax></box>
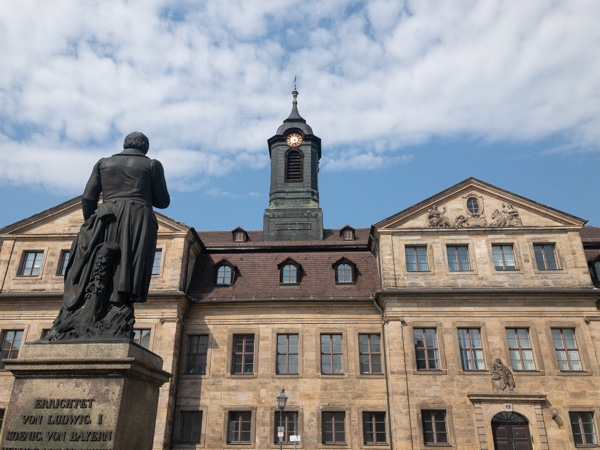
<box><xmin>292</xmin><ymin>76</ymin><xmax>298</xmax><ymax>104</ymax></box>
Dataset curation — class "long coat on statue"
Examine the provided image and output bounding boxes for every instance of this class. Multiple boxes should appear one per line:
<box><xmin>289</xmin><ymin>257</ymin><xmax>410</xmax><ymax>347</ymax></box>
<box><xmin>64</xmin><ymin>147</ymin><xmax>171</xmax><ymax>311</ymax></box>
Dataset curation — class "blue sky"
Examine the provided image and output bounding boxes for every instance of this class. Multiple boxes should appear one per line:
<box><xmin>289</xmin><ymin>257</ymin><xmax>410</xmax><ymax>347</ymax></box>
<box><xmin>1</xmin><ymin>1</ymin><xmax>599</xmax><ymax>231</ymax></box>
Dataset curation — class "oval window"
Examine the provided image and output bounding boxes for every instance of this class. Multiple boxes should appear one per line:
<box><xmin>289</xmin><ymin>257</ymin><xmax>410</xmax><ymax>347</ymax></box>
<box><xmin>466</xmin><ymin>197</ymin><xmax>480</xmax><ymax>215</ymax></box>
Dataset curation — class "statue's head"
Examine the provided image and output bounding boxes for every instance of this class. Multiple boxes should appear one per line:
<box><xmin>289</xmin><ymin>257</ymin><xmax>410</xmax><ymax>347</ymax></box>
<box><xmin>123</xmin><ymin>132</ymin><xmax>149</xmax><ymax>154</ymax></box>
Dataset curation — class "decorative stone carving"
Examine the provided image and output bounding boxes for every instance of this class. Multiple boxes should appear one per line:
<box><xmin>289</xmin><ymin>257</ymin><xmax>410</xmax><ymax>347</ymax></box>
<box><xmin>427</xmin><ymin>205</ymin><xmax>452</xmax><ymax>228</ymax></box>
<box><xmin>489</xmin><ymin>358</ymin><xmax>516</xmax><ymax>391</ymax></box>
<box><xmin>491</xmin><ymin>203</ymin><xmax>523</xmax><ymax>227</ymax></box>
<box><xmin>427</xmin><ymin>198</ymin><xmax>523</xmax><ymax>228</ymax></box>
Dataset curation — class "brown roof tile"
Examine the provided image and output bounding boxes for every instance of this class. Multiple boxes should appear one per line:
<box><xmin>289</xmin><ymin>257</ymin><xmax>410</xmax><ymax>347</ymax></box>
<box><xmin>188</xmin><ymin>228</ymin><xmax>379</xmax><ymax>302</ymax></box>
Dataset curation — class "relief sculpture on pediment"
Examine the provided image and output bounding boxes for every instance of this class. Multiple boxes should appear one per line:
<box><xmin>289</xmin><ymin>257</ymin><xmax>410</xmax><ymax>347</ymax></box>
<box><xmin>427</xmin><ymin>194</ymin><xmax>523</xmax><ymax>229</ymax></box>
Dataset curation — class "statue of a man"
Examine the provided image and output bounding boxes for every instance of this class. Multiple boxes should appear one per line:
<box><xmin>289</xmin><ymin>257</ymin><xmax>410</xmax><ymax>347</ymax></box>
<box><xmin>44</xmin><ymin>132</ymin><xmax>170</xmax><ymax>341</ymax></box>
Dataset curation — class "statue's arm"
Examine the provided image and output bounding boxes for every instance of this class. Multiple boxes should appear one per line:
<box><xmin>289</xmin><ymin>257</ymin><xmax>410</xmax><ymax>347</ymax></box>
<box><xmin>151</xmin><ymin>159</ymin><xmax>170</xmax><ymax>209</ymax></box>
<box><xmin>81</xmin><ymin>159</ymin><xmax>103</xmax><ymax>220</ymax></box>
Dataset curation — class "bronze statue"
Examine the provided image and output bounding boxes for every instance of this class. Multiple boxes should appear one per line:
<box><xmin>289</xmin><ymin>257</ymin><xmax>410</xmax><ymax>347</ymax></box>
<box><xmin>43</xmin><ymin>132</ymin><xmax>170</xmax><ymax>341</ymax></box>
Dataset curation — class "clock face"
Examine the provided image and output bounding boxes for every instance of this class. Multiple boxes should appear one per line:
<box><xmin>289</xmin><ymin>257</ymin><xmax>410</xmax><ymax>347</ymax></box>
<box><xmin>286</xmin><ymin>132</ymin><xmax>303</xmax><ymax>147</ymax></box>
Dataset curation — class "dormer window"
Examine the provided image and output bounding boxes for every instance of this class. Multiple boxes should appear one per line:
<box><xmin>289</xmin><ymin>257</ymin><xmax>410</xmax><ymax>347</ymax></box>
<box><xmin>340</xmin><ymin>226</ymin><xmax>355</xmax><ymax>241</ymax></box>
<box><xmin>333</xmin><ymin>258</ymin><xmax>356</xmax><ymax>284</ymax></box>
<box><xmin>215</xmin><ymin>261</ymin><xmax>236</xmax><ymax>286</ymax></box>
<box><xmin>278</xmin><ymin>259</ymin><xmax>301</xmax><ymax>285</ymax></box>
<box><xmin>232</xmin><ymin>227</ymin><xmax>248</xmax><ymax>243</ymax></box>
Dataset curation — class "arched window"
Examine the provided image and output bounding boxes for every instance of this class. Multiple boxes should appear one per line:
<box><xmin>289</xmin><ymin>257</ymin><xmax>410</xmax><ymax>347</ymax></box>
<box><xmin>281</xmin><ymin>264</ymin><xmax>297</xmax><ymax>284</ymax></box>
<box><xmin>278</xmin><ymin>259</ymin><xmax>301</xmax><ymax>284</ymax></box>
<box><xmin>333</xmin><ymin>259</ymin><xmax>356</xmax><ymax>284</ymax></box>
<box><xmin>285</xmin><ymin>149</ymin><xmax>303</xmax><ymax>182</ymax></box>
<box><xmin>216</xmin><ymin>264</ymin><xmax>234</xmax><ymax>286</ymax></box>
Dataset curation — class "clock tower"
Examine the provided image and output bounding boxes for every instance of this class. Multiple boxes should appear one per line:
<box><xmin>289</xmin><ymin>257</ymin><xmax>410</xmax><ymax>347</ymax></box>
<box><xmin>263</xmin><ymin>87</ymin><xmax>323</xmax><ymax>241</ymax></box>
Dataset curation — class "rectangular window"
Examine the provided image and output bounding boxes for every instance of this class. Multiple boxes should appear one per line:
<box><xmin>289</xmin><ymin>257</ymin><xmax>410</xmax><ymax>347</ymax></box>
<box><xmin>152</xmin><ymin>249</ymin><xmax>162</xmax><ymax>275</ymax></box>
<box><xmin>322</xmin><ymin>411</ymin><xmax>345</xmax><ymax>445</ymax></box>
<box><xmin>363</xmin><ymin>412</ymin><xmax>387</xmax><ymax>444</ymax></box>
<box><xmin>0</xmin><ymin>408</ymin><xmax>4</xmax><ymax>433</ymax></box>
<box><xmin>321</xmin><ymin>334</ymin><xmax>343</xmax><ymax>374</ymax></box>
<box><xmin>359</xmin><ymin>334</ymin><xmax>382</xmax><ymax>374</ymax></box>
<box><xmin>506</xmin><ymin>328</ymin><xmax>536</xmax><ymax>371</ymax></box>
<box><xmin>552</xmin><ymin>328</ymin><xmax>583</xmax><ymax>371</ymax></box>
<box><xmin>422</xmin><ymin>410</ymin><xmax>448</xmax><ymax>445</ymax></box>
<box><xmin>185</xmin><ymin>334</ymin><xmax>209</xmax><ymax>374</ymax></box>
<box><xmin>492</xmin><ymin>244</ymin><xmax>516</xmax><ymax>271</ymax></box>
<box><xmin>446</xmin><ymin>245</ymin><xmax>470</xmax><ymax>271</ymax></box>
<box><xmin>276</xmin><ymin>334</ymin><xmax>299</xmax><ymax>375</ymax></box>
<box><xmin>178</xmin><ymin>411</ymin><xmax>202</xmax><ymax>444</ymax></box>
<box><xmin>228</xmin><ymin>411</ymin><xmax>252</xmax><ymax>444</ymax></box>
<box><xmin>414</xmin><ymin>328</ymin><xmax>440</xmax><ymax>370</ymax></box>
<box><xmin>19</xmin><ymin>251</ymin><xmax>43</xmax><ymax>276</ymax></box>
<box><xmin>133</xmin><ymin>329</ymin><xmax>151</xmax><ymax>349</ymax></box>
<box><xmin>0</xmin><ymin>330</ymin><xmax>23</xmax><ymax>369</ymax></box>
<box><xmin>458</xmin><ymin>328</ymin><xmax>485</xmax><ymax>371</ymax></box>
<box><xmin>232</xmin><ymin>334</ymin><xmax>254</xmax><ymax>374</ymax></box>
<box><xmin>274</xmin><ymin>411</ymin><xmax>298</xmax><ymax>444</ymax></box>
<box><xmin>570</xmin><ymin>412</ymin><xmax>598</xmax><ymax>446</ymax></box>
<box><xmin>57</xmin><ymin>250</ymin><xmax>70</xmax><ymax>276</ymax></box>
<box><xmin>534</xmin><ymin>244</ymin><xmax>558</xmax><ymax>270</ymax></box>
<box><xmin>406</xmin><ymin>246</ymin><xmax>429</xmax><ymax>272</ymax></box>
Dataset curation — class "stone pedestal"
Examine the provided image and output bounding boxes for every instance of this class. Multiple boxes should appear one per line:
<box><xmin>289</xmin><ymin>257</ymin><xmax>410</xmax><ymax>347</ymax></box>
<box><xmin>0</xmin><ymin>341</ymin><xmax>170</xmax><ymax>450</ymax></box>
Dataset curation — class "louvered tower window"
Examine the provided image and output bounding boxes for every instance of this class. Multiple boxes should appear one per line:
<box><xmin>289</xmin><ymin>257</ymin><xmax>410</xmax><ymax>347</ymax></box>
<box><xmin>285</xmin><ymin>149</ymin><xmax>303</xmax><ymax>182</ymax></box>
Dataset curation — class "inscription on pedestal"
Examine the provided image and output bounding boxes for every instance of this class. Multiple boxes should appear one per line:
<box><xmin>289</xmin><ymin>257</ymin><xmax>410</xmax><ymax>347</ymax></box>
<box><xmin>2</xmin><ymin>397</ymin><xmax>114</xmax><ymax>450</ymax></box>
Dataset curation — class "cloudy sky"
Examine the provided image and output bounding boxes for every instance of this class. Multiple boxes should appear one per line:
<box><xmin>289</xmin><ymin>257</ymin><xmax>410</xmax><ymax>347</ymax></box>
<box><xmin>1</xmin><ymin>0</ymin><xmax>599</xmax><ymax>231</ymax></box>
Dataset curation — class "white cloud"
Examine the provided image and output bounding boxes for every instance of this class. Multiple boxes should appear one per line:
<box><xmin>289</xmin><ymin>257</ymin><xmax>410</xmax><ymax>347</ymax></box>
<box><xmin>0</xmin><ymin>0</ymin><xmax>598</xmax><ymax>195</ymax></box>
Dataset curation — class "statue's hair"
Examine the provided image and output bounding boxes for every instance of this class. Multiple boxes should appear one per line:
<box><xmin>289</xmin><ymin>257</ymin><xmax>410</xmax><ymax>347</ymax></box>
<box><xmin>123</xmin><ymin>132</ymin><xmax>149</xmax><ymax>154</ymax></box>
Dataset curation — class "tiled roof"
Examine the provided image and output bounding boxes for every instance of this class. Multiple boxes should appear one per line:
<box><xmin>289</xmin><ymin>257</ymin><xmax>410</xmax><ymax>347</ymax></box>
<box><xmin>188</xmin><ymin>228</ymin><xmax>379</xmax><ymax>302</ymax></box>
<box><xmin>581</xmin><ymin>226</ymin><xmax>600</xmax><ymax>261</ymax></box>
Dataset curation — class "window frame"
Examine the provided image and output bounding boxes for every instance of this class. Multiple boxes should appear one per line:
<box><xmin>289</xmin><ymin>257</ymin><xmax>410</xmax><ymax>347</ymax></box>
<box><xmin>420</xmin><ymin>409</ymin><xmax>450</xmax><ymax>446</ymax></box>
<box><xmin>57</xmin><ymin>250</ymin><xmax>71</xmax><ymax>276</ymax></box>
<box><xmin>405</xmin><ymin>245</ymin><xmax>430</xmax><ymax>272</ymax></box>
<box><xmin>446</xmin><ymin>245</ymin><xmax>471</xmax><ymax>272</ymax></box>
<box><xmin>362</xmin><ymin>411</ymin><xmax>387</xmax><ymax>445</ymax></box>
<box><xmin>320</xmin><ymin>333</ymin><xmax>344</xmax><ymax>375</ymax></box>
<box><xmin>184</xmin><ymin>334</ymin><xmax>210</xmax><ymax>375</ymax></box>
<box><xmin>0</xmin><ymin>330</ymin><xmax>24</xmax><ymax>370</ymax></box>
<box><xmin>18</xmin><ymin>250</ymin><xmax>44</xmax><ymax>277</ymax></box>
<box><xmin>132</xmin><ymin>328</ymin><xmax>151</xmax><ymax>349</ymax></box>
<box><xmin>505</xmin><ymin>327</ymin><xmax>537</xmax><ymax>372</ymax></box>
<box><xmin>333</xmin><ymin>258</ymin><xmax>356</xmax><ymax>284</ymax></box>
<box><xmin>533</xmin><ymin>243</ymin><xmax>560</xmax><ymax>271</ymax></box>
<box><xmin>274</xmin><ymin>410</ymin><xmax>299</xmax><ymax>445</ymax></box>
<box><xmin>492</xmin><ymin>244</ymin><xmax>517</xmax><ymax>271</ymax></box>
<box><xmin>276</xmin><ymin>333</ymin><xmax>299</xmax><ymax>375</ymax></box>
<box><xmin>413</xmin><ymin>327</ymin><xmax>441</xmax><ymax>372</ymax></box>
<box><xmin>552</xmin><ymin>327</ymin><xmax>584</xmax><ymax>372</ymax></box>
<box><xmin>358</xmin><ymin>333</ymin><xmax>383</xmax><ymax>375</ymax></box>
<box><xmin>321</xmin><ymin>411</ymin><xmax>347</xmax><ymax>445</ymax></box>
<box><xmin>177</xmin><ymin>410</ymin><xmax>203</xmax><ymax>445</ymax></box>
<box><xmin>569</xmin><ymin>411</ymin><xmax>599</xmax><ymax>447</ymax></box>
<box><xmin>227</xmin><ymin>410</ymin><xmax>253</xmax><ymax>445</ymax></box>
<box><xmin>215</xmin><ymin>262</ymin><xmax>235</xmax><ymax>286</ymax></box>
<box><xmin>151</xmin><ymin>248</ymin><xmax>162</xmax><ymax>276</ymax></box>
<box><xmin>231</xmin><ymin>333</ymin><xmax>256</xmax><ymax>375</ymax></box>
<box><xmin>457</xmin><ymin>328</ymin><xmax>485</xmax><ymax>372</ymax></box>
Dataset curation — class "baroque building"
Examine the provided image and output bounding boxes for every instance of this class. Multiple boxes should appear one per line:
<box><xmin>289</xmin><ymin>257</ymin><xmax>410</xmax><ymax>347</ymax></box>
<box><xmin>0</xmin><ymin>93</ymin><xmax>599</xmax><ymax>449</ymax></box>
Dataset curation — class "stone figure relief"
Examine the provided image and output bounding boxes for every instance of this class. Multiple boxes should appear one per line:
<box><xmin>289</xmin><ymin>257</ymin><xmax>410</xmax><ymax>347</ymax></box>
<box><xmin>489</xmin><ymin>358</ymin><xmax>516</xmax><ymax>391</ymax></box>
<box><xmin>491</xmin><ymin>203</ymin><xmax>523</xmax><ymax>227</ymax></box>
<box><xmin>426</xmin><ymin>196</ymin><xmax>522</xmax><ymax>229</ymax></box>
<box><xmin>427</xmin><ymin>205</ymin><xmax>451</xmax><ymax>228</ymax></box>
<box><xmin>41</xmin><ymin>132</ymin><xmax>170</xmax><ymax>342</ymax></box>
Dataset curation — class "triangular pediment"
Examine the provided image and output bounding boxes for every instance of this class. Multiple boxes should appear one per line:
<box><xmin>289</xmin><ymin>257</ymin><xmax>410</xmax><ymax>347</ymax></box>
<box><xmin>0</xmin><ymin>197</ymin><xmax>189</xmax><ymax>237</ymax></box>
<box><xmin>375</xmin><ymin>178</ymin><xmax>586</xmax><ymax>231</ymax></box>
